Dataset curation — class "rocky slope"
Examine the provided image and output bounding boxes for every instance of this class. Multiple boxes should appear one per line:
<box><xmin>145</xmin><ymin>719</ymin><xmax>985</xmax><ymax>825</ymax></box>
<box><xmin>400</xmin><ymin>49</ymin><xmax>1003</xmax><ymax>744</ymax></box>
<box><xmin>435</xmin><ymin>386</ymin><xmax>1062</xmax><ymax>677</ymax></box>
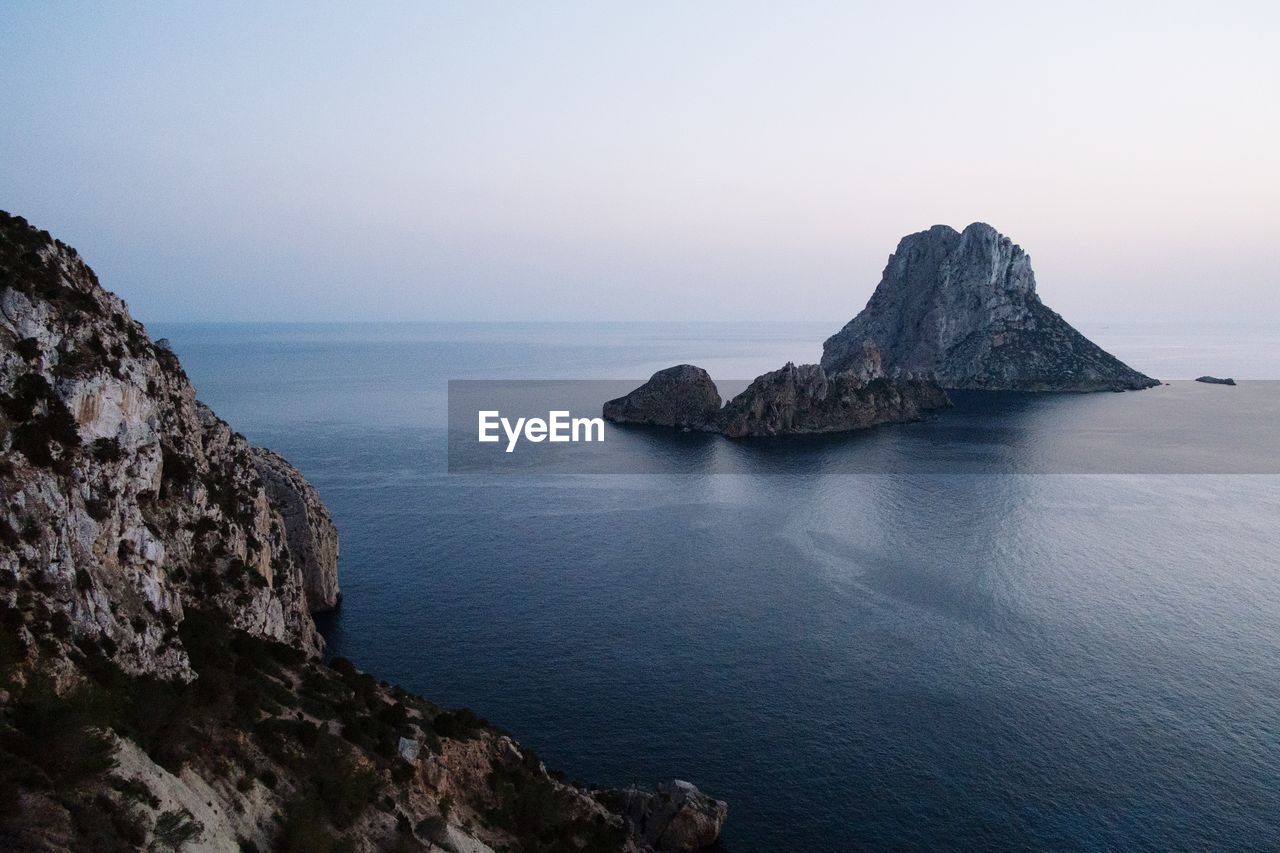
<box><xmin>821</xmin><ymin>223</ymin><xmax>1159</xmax><ymax>391</ymax></box>
<box><xmin>604</xmin><ymin>363</ymin><xmax>949</xmax><ymax>436</ymax></box>
<box><xmin>0</xmin><ymin>212</ymin><xmax>725</xmax><ymax>852</ymax></box>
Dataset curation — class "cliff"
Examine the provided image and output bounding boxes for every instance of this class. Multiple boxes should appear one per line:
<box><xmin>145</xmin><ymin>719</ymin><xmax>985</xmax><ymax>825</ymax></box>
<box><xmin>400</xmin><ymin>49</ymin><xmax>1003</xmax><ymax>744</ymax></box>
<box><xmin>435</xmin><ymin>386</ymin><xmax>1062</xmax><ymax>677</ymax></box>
<box><xmin>253</xmin><ymin>447</ymin><xmax>341</xmax><ymax>612</ymax></box>
<box><xmin>821</xmin><ymin>223</ymin><xmax>1159</xmax><ymax>391</ymax></box>
<box><xmin>0</xmin><ymin>213</ymin><xmax>327</xmax><ymax>677</ymax></box>
<box><xmin>0</xmin><ymin>212</ymin><xmax>724</xmax><ymax>852</ymax></box>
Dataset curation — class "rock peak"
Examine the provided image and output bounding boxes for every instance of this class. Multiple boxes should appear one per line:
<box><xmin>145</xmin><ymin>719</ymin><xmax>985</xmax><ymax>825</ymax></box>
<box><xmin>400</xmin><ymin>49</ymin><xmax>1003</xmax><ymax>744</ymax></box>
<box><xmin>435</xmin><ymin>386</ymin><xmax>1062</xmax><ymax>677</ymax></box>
<box><xmin>822</xmin><ymin>223</ymin><xmax>1157</xmax><ymax>392</ymax></box>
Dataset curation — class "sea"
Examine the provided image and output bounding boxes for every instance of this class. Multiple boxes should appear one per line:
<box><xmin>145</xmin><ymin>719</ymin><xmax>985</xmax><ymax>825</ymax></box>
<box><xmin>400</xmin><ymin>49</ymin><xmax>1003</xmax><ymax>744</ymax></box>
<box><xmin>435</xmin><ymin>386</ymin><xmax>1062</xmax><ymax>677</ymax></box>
<box><xmin>154</xmin><ymin>320</ymin><xmax>1280</xmax><ymax>852</ymax></box>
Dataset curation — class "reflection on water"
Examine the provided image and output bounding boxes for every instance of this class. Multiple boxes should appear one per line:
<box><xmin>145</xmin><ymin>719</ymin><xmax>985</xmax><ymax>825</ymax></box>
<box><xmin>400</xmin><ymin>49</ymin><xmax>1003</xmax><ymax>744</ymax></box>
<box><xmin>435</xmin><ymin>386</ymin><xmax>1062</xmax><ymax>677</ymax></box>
<box><xmin>447</xmin><ymin>382</ymin><xmax>1280</xmax><ymax>474</ymax></box>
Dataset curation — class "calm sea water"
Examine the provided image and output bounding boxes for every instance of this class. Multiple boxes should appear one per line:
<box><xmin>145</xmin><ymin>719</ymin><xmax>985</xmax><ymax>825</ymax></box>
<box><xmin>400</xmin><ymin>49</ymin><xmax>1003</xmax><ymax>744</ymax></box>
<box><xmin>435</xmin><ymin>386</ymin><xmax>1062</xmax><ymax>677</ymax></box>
<box><xmin>155</xmin><ymin>321</ymin><xmax>1280</xmax><ymax>852</ymax></box>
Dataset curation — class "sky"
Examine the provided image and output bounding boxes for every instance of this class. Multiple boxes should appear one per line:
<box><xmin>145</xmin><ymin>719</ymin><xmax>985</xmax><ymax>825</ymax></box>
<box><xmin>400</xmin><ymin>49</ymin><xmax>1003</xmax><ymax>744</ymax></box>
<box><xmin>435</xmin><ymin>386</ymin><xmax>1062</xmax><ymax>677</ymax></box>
<box><xmin>1</xmin><ymin>1</ymin><xmax>1276</xmax><ymax>324</ymax></box>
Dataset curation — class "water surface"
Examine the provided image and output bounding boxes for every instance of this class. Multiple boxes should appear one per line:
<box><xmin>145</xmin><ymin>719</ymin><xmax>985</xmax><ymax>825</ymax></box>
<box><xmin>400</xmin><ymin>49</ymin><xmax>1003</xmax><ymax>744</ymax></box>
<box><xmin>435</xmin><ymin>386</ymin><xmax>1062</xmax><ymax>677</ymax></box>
<box><xmin>156</xmin><ymin>321</ymin><xmax>1280</xmax><ymax>851</ymax></box>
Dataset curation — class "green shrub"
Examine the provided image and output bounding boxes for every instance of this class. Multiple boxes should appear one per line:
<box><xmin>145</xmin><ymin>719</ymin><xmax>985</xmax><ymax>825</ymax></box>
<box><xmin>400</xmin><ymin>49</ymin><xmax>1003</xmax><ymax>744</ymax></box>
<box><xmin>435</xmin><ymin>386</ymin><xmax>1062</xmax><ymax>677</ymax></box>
<box><xmin>309</xmin><ymin>735</ymin><xmax>380</xmax><ymax>829</ymax></box>
<box><xmin>152</xmin><ymin>808</ymin><xmax>203</xmax><ymax>850</ymax></box>
<box><xmin>3</xmin><ymin>676</ymin><xmax>115</xmax><ymax>788</ymax></box>
<box><xmin>275</xmin><ymin>794</ymin><xmax>340</xmax><ymax>853</ymax></box>
<box><xmin>91</xmin><ymin>437</ymin><xmax>123</xmax><ymax>463</ymax></box>
<box><xmin>433</xmin><ymin>707</ymin><xmax>485</xmax><ymax>740</ymax></box>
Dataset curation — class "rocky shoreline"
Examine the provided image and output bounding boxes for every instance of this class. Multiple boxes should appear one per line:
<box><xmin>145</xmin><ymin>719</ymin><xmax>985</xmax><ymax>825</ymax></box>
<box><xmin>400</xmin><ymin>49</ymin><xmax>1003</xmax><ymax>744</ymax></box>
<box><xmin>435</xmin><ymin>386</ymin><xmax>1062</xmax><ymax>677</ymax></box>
<box><xmin>0</xmin><ymin>211</ymin><xmax>726</xmax><ymax>852</ymax></box>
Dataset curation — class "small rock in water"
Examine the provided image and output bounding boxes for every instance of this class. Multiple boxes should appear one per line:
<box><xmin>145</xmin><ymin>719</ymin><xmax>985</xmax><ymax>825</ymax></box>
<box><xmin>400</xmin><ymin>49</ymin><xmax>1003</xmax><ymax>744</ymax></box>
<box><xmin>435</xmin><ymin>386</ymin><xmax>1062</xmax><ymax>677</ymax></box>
<box><xmin>1195</xmin><ymin>376</ymin><xmax>1236</xmax><ymax>386</ymax></box>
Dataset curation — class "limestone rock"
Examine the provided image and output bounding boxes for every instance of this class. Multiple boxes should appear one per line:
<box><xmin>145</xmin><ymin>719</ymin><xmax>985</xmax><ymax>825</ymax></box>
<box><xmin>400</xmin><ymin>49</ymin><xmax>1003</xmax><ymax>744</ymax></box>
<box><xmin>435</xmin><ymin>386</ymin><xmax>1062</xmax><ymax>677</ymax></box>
<box><xmin>597</xmin><ymin>779</ymin><xmax>728</xmax><ymax>851</ymax></box>
<box><xmin>821</xmin><ymin>223</ymin><xmax>1159</xmax><ymax>391</ymax></box>
<box><xmin>603</xmin><ymin>364</ymin><xmax>722</xmax><ymax>430</ymax></box>
<box><xmin>397</xmin><ymin>736</ymin><xmax>421</xmax><ymax>762</ymax></box>
<box><xmin>0</xmin><ymin>210</ymin><xmax>726</xmax><ymax>853</ymax></box>
<box><xmin>252</xmin><ymin>446</ymin><xmax>340</xmax><ymax>612</ymax></box>
<box><xmin>0</xmin><ymin>209</ymin><xmax>324</xmax><ymax>675</ymax></box>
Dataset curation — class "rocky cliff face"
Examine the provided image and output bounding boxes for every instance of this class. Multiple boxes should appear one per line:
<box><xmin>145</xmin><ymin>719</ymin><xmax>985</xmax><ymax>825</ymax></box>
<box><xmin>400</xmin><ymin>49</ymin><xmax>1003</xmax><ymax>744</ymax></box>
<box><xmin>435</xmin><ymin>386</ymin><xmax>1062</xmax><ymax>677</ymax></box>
<box><xmin>0</xmin><ymin>212</ymin><xmax>723</xmax><ymax>852</ymax></box>
<box><xmin>253</xmin><ymin>448</ymin><xmax>341</xmax><ymax>612</ymax></box>
<box><xmin>821</xmin><ymin>223</ymin><xmax>1158</xmax><ymax>391</ymax></box>
<box><xmin>0</xmin><ymin>213</ymin><xmax>329</xmax><ymax>679</ymax></box>
<box><xmin>603</xmin><ymin>363</ymin><xmax>949</xmax><ymax>437</ymax></box>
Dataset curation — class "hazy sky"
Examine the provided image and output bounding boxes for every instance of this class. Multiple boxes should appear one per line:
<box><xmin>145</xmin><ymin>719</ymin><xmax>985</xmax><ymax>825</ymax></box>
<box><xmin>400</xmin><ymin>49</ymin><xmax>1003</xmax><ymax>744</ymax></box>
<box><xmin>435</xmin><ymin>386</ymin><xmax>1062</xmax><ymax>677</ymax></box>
<box><xmin>1</xmin><ymin>2</ymin><xmax>1276</xmax><ymax>323</ymax></box>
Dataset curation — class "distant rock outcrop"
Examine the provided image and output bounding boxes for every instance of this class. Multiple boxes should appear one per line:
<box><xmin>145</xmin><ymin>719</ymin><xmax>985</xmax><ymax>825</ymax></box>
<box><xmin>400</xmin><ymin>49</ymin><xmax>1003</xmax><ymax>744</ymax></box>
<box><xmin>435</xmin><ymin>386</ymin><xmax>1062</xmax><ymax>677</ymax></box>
<box><xmin>821</xmin><ymin>223</ymin><xmax>1158</xmax><ymax>392</ymax></box>
<box><xmin>606</xmin><ymin>223</ymin><xmax>1157</xmax><ymax>439</ymax></box>
<box><xmin>1195</xmin><ymin>376</ymin><xmax>1236</xmax><ymax>386</ymax></box>
<box><xmin>604</xmin><ymin>363</ymin><xmax>949</xmax><ymax>437</ymax></box>
<box><xmin>603</xmin><ymin>364</ymin><xmax>722</xmax><ymax>430</ymax></box>
<box><xmin>717</xmin><ymin>363</ymin><xmax>949</xmax><ymax>437</ymax></box>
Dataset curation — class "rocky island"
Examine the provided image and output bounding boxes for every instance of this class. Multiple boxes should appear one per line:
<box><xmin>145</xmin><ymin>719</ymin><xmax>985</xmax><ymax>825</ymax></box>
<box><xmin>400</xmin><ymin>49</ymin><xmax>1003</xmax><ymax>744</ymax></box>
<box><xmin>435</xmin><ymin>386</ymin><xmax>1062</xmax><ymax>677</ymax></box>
<box><xmin>606</xmin><ymin>223</ymin><xmax>1157</xmax><ymax>437</ymax></box>
<box><xmin>821</xmin><ymin>223</ymin><xmax>1158</xmax><ymax>392</ymax></box>
<box><xmin>0</xmin><ymin>212</ymin><xmax>725</xmax><ymax>852</ymax></box>
<box><xmin>1195</xmin><ymin>376</ymin><xmax>1236</xmax><ymax>386</ymax></box>
<box><xmin>604</xmin><ymin>364</ymin><xmax>950</xmax><ymax>437</ymax></box>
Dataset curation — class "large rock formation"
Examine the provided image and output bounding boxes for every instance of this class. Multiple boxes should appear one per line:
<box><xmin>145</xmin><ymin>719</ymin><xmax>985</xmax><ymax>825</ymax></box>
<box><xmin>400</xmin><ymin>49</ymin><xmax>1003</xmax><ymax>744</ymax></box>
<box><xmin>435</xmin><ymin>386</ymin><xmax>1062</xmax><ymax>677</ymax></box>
<box><xmin>605</xmin><ymin>223</ymin><xmax>1155</xmax><ymax>439</ymax></box>
<box><xmin>821</xmin><ymin>223</ymin><xmax>1158</xmax><ymax>391</ymax></box>
<box><xmin>603</xmin><ymin>364</ymin><xmax>722</xmax><ymax>430</ymax></box>
<box><xmin>604</xmin><ymin>363</ymin><xmax>949</xmax><ymax>437</ymax></box>
<box><xmin>0</xmin><ymin>211</ymin><xmax>723</xmax><ymax>852</ymax></box>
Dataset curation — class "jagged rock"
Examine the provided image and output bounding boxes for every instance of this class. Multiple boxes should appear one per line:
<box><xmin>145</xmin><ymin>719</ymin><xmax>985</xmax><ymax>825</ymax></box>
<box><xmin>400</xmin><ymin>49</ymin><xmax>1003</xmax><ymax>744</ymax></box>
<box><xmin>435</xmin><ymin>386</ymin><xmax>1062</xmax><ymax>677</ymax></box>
<box><xmin>597</xmin><ymin>780</ymin><xmax>728</xmax><ymax>851</ymax></box>
<box><xmin>821</xmin><ymin>223</ymin><xmax>1159</xmax><ymax>391</ymax></box>
<box><xmin>603</xmin><ymin>364</ymin><xmax>722</xmax><ymax>430</ymax></box>
<box><xmin>1195</xmin><ymin>376</ymin><xmax>1236</xmax><ymax>386</ymax></box>
<box><xmin>717</xmin><ymin>362</ymin><xmax>949</xmax><ymax>437</ymax></box>
<box><xmin>603</xmin><ymin>363</ymin><xmax>948</xmax><ymax>438</ymax></box>
<box><xmin>0</xmin><ymin>211</ymin><xmax>323</xmax><ymax>672</ymax></box>
<box><xmin>252</xmin><ymin>446</ymin><xmax>341</xmax><ymax>612</ymax></box>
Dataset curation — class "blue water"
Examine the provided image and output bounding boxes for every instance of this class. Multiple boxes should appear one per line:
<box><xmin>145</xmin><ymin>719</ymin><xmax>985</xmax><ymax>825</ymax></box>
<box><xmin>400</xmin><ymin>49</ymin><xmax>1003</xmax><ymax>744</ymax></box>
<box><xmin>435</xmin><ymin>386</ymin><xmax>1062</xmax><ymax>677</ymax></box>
<box><xmin>155</xmin><ymin>321</ymin><xmax>1280</xmax><ymax>851</ymax></box>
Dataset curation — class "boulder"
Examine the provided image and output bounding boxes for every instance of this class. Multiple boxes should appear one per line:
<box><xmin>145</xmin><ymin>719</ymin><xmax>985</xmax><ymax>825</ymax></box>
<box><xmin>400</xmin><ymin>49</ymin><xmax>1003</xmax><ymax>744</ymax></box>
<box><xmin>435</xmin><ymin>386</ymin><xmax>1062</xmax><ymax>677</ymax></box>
<box><xmin>397</xmin><ymin>736</ymin><xmax>420</xmax><ymax>762</ymax></box>
<box><xmin>603</xmin><ymin>364</ymin><xmax>722</xmax><ymax>429</ymax></box>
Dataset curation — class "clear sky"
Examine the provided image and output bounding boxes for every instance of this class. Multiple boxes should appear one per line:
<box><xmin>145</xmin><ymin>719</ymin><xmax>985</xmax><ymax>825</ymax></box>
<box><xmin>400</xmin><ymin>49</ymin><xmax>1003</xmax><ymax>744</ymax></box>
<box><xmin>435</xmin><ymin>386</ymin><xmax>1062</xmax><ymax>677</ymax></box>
<box><xmin>1</xmin><ymin>2</ymin><xmax>1276</xmax><ymax>323</ymax></box>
